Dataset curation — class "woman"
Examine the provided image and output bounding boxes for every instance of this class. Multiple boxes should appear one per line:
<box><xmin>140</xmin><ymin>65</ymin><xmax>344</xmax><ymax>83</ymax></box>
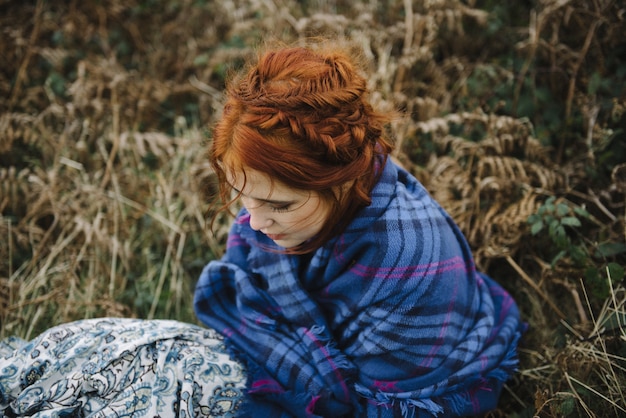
<box><xmin>0</xmin><ymin>42</ymin><xmax>523</xmax><ymax>418</ymax></box>
<box><xmin>193</xmin><ymin>42</ymin><xmax>524</xmax><ymax>417</ymax></box>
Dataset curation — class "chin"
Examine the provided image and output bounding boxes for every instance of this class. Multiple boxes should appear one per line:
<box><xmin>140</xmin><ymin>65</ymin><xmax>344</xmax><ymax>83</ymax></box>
<box><xmin>273</xmin><ymin>240</ymin><xmax>294</xmax><ymax>248</ymax></box>
<box><xmin>272</xmin><ymin>238</ymin><xmax>303</xmax><ymax>249</ymax></box>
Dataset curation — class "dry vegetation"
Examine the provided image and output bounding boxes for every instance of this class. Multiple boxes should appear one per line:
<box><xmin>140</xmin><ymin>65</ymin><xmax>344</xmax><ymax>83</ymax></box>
<box><xmin>1</xmin><ymin>0</ymin><xmax>625</xmax><ymax>416</ymax></box>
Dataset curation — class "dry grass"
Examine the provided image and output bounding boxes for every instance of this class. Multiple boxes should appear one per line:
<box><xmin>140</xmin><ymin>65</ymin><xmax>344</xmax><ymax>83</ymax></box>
<box><xmin>1</xmin><ymin>0</ymin><xmax>625</xmax><ymax>416</ymax></box>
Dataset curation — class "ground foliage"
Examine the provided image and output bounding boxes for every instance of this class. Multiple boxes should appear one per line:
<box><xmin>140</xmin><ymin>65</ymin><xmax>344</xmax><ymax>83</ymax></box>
<box><xmin>1</xmin><ymin>0</ymin><xmax>625</xmax><ymax>416</ymax></box>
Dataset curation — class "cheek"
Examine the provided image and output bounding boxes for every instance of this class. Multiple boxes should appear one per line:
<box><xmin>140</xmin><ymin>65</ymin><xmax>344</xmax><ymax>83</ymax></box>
<box><xmin>282</xmin><ymin>205</ymin><xmax>325</xmax><ymax>228</ymax></box>
<box><xmin>281</xmin><ymin>212</ymin><xmax>312</xmax><ymax>227</ymax></box>
<box><xmin>301</xmin><ymin>202</ymin><xmax>330</xmax><ymax>228</ymax></box>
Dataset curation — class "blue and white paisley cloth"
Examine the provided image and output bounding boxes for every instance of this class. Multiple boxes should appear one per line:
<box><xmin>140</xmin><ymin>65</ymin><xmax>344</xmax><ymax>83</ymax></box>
<box><xmin>0</xmin><ymin>318</ymin><xmax>246</xmax><ymax>417</ymax></box>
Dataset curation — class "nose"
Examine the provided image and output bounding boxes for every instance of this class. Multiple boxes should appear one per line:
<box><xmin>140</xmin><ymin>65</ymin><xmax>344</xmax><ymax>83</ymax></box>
<box><xmin>248</xmin><ymin>207</ymin><xmax>274</xmax><ymax>231</ymax></box>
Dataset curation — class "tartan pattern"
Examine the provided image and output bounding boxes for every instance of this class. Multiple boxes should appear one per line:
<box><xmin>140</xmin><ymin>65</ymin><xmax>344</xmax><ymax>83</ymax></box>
<box><xmin>194</xmin><ymin>158</ymin><xmax>523</xmax><ymax>417</ymax></box>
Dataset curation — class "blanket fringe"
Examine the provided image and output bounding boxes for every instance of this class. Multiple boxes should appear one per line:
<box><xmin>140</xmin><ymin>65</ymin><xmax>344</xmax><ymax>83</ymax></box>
<box><xmin>353</xmin><ymin>329</ymin><xmax>523</xmax><ymax>418</ymax></box>
<box><xmin>307</xmin><ymin>324</ymin><xmax>356</xmax><ymax>376</ymax></box>
<box><xmin>355</xmin><ymin>383</ymin><xmax>445</xmax><ymax>418</ymax></box>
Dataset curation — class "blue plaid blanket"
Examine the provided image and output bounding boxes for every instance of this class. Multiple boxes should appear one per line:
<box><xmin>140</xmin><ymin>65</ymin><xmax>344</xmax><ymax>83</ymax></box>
<box><xmin>194</xmin><ymin>158</ymin><xmax>523</xmax><ymax>417</ymax></box>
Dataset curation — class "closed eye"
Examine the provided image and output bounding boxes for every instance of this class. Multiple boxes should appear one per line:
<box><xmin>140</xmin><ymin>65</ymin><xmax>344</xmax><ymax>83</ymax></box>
<box><xmin>271</xmin><ymin>204</ymin><xmax>292</xmax><ymax>213</ymax></box>
<box><xmin>230</xmin><ymin>185</ymin><xmax>295</xmax><ymax>210</ymax></box>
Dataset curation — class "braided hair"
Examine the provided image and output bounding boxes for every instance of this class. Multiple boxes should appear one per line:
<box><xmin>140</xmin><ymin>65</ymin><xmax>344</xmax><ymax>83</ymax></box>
<box><xmin>210</xmin><ymin>42</ymin><xmax>394</xmax><ymax>253</ymax></box>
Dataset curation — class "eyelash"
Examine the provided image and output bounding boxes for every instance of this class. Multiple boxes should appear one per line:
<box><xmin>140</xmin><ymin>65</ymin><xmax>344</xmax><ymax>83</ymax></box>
<box><xmin>271</xmin><ymin>205</ymin><xmax>291</xmax><ymax>213</ymax></box>
<box><xmin>236</xmin><ymin>192</ymin><xmax>292</xmax><ymax>213</ymax></box>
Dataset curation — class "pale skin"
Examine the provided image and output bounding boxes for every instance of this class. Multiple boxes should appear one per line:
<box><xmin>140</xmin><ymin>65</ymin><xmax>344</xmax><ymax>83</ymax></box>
<box><xmin>227</xmin><ymin>167</ymin><xmax>332</xmax><ymax>248</ymax></box>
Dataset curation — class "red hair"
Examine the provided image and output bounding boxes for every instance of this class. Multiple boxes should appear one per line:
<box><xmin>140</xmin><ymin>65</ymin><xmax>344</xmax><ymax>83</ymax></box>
<box><xmin>210</xmin><ymin>42</ymin><xmax>394</xmax><ymax>253</ymax></box>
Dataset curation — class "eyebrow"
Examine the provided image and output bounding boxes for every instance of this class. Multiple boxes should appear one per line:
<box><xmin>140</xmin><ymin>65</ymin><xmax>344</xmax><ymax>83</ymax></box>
<box><xmin>231</xmin><ymin>186</ymin><xmax>296</xmax><ymax>206</ymax></box>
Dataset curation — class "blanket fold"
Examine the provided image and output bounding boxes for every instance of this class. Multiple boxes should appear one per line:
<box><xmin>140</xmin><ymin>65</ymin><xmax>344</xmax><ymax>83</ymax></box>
<box><xmin>194</xmin><ymin>158</ymin><xmax>524</xmax><ymax>417</ymax></box>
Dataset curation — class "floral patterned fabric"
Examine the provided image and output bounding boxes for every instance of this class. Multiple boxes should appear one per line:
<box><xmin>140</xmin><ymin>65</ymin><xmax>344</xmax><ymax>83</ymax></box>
<box><xmin>0</xmin><ymin>318</ymin><xmax>246</xmax><ymax>417</ymax></box>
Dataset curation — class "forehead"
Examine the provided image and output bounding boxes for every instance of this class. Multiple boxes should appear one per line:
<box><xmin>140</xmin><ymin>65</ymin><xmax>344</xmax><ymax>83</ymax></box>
<box><xmin>226</xmin><ymin>167</ymin><xmax>300</xmax><ymax>199</ymax></box>
<box><xmin>227</xmin><ymin>167</ymin><xmax>272</xmax><ymax>190</ymax></box>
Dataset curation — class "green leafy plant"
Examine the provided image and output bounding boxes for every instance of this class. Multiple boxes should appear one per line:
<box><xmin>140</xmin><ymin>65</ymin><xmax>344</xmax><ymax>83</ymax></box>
<box><xmin>527</xmin><ymin>196</ymin><xmax>590</xmax><ymax>267</ymax></box>
<box><xmin>528</xmin><ymin>196</ymin><xmax>625</xmax><ymax>299</ymax></box>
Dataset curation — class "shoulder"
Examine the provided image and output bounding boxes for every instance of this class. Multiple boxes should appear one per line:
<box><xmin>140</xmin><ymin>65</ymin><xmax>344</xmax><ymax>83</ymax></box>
<box><xmin>334</xmin><ymin>159</ymin><xmax>461</xmax><ymax>265</ymax></box>
<box><xmin>353</xmin><ymin>158</ymin><xmax>445</xmax><ymax>232</ymax></box>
